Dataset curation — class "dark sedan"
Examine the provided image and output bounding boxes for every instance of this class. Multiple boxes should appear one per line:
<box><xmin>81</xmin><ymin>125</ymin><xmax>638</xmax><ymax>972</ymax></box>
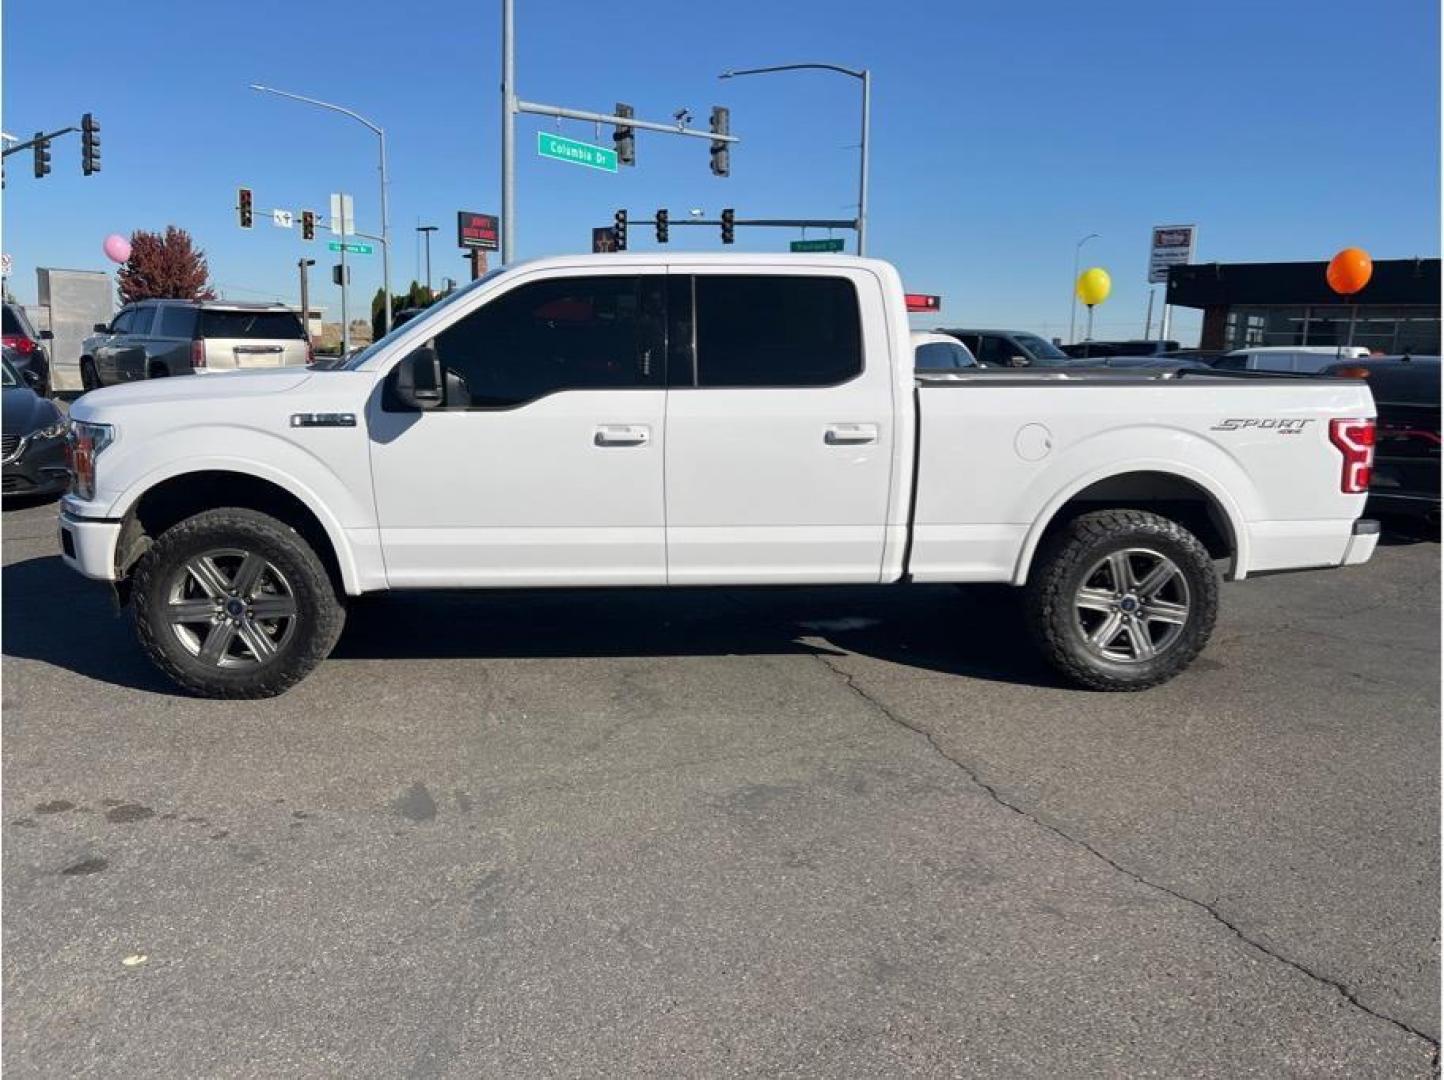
<box><xmin>1320</xmin><ymin>355</ymin><xmax>1440</xmax><ymax>526</ymax></box>
<box><xmin>2</xmin><ymin>353</ymin><xmax>69</xmax><ymax>498</ymax></box>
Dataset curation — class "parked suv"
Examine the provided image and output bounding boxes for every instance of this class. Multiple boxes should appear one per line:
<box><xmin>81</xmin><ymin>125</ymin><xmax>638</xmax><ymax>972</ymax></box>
<box><xmin>2</xmin><ymin>302</ymin><xmax>54</xmax><ymax>395</ymax></box>
<box><xmin>79</xmin><ymin>300</ymin><xmax>310</xmax><ymax>390</ymax></box>
<box><xmin>936</xmin><ymin>328</ymin><xmax>1072</xmax><ymax>368</ymax></box>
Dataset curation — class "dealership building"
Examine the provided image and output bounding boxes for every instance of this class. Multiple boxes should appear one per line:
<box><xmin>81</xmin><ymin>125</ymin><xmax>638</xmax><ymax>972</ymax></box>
<box><xmin>1166</xmin><ymin>257</ymin><xmax>1440</xmax><ymax>354</ymax></box>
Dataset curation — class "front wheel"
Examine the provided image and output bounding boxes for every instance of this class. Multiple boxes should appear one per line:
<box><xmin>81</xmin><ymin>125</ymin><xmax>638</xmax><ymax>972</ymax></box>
<box><xmin>80</xmin><ymin>358</ymin><xmax>99</xmax><ymax>392</ymax></box>
<box><xmin>132</xmin><ymin>508</ymin><xmax>345</xmax><ymax>698</ymax></box>
<box><xmin>1024</xmin><ymin>509</ymin><xmax>1219</xmax><ymax>691</ymax></box>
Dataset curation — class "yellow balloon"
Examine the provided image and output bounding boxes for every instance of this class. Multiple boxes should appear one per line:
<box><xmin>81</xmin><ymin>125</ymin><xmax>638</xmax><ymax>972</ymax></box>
<box><xmin>1076</xmin><ymin>267</ymin><xmax>1111</xmax><ymax>307</ymax></box>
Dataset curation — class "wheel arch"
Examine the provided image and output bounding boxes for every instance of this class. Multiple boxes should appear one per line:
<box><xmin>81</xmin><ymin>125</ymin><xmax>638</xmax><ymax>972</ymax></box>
<box><xmin>1013</xmin><ymin>466</ymin><xmax>1248</xmax><ymax>585</ymax></box>
<box><xmin>114</xmin><ymin>467</ymin><xmax>361</xmax><ymax>595</ymax></box>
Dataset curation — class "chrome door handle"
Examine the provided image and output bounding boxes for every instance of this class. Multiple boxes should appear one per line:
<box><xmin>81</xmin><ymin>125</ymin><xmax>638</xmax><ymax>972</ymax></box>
<box><xmin>824</xmin><ymin>423</ymin><xmax>879</xmax><ymax>445</ymax></box>
<box><xmin>594</xmin><ymin>425</ymin><xmax>650</xmax><ymax>447</ymax></box>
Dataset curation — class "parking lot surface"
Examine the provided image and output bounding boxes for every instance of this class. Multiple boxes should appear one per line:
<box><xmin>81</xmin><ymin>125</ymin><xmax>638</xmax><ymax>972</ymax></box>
<box><xmin>3</xmin><ymin>497</ymin><xmax>1438</xmax><ymax>1077</ymax></box>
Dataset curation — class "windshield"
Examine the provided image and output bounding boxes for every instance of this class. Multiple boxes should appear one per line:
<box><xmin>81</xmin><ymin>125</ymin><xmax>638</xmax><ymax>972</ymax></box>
<box><xmin>200</xmin><ymin>309</ymin><xmax>304</xmax><ymax>339</ymax></box>
<box><xmin>1015</xmin><ymin>333</ymin><xmax>1068</xmax><ymax>361</ymax></box>
<box><xmin>341</xmin><ymin>270</ymin><xmax>505</xmax><ymax>370</ymax></box>
<box><xmin>1</xmin><ymin>356</ymin><xmax>18</xmax><ymax>387</ymax></box>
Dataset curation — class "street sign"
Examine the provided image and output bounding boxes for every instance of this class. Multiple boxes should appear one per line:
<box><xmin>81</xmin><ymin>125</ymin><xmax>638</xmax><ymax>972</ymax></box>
<box><xmin>790</xmin><ymin>238</ymin><xmax>845</xmax><ymax>253</ymax></box>
<box><xmin>1148</xmin><ymin>224</ymin><xmax>1196</xmax><ymax>284</ymax></box>
<box><xmin>537</xmin><ymin>131</ymin><xmax>618</xmax><ymax>173</ymax></box>
<box><xmin>457</xmin><ymin>211</ymin><xmax>500</xmax><ymax>251</ymax></box>
<box><xmin>329</xmin><ymin>193</ymin><xmax>355</xmax><ymax>236</ymax></box>
<box><xmin>904</xmin><ymin>293</ymin><xmax>942</xmax><ymax>313</ymax></box>
<box><xmin>327</xmin><ymin>241</ymin><xmax>373</xmax><ymax>255</ymax></box>
<box><xmin>273</xmin><ymin>209</ymin><xmax>294</xmax><ymax>229</ymax></box>
<box><xmin>592</xmin><ymin>227</ymin><xmax>618</xmax><ymax>253</ymax></box>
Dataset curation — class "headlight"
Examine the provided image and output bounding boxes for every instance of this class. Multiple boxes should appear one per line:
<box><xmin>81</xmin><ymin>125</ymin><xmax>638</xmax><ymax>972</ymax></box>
<box><xmin>34</xmin><ymin>420</ymin><xmax>67</xmax><ymax>441</ymax></box>
<box><xmin>65</xmin><ymin>421</ymin><xmax>115</xmax><ymax>501</ymax></box>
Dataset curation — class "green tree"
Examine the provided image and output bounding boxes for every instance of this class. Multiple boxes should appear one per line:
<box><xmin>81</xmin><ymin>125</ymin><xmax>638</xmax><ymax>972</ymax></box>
<box><xmin>371</xmin><ymin>280</ymin><xmax>432</xmax><ymax>340</ymax></box>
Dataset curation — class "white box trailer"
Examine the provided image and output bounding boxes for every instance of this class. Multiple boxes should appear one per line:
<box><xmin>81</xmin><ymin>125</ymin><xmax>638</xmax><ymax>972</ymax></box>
<box><xmin>36</xmin><ymin>268</ymin><xmax>113</xmax><ymax>392</ymax></box>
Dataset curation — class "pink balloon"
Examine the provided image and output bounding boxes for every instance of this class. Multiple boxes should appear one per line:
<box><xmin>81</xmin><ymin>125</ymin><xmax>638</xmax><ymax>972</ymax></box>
<box><xmin>103</xmin><ymin>234</ymin><xmax>131</xmax><ymax>264</ymax></box>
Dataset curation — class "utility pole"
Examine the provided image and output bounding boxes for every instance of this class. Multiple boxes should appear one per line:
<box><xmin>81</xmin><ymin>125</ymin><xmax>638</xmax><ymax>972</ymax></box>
<box><xmin>417</xmin><ymin>225</ymin><xmax>438</xmax><ymax>297</ymax></box>
<box><xmin>298</xmin><ymin>258</ymin><xmax>315</xmax><ymax>345</ymax></box>
<box><xmin>499</xmin><ymin>0</ymin><xmax>739</xmax><ymax>264</ymax></box>
<box><xmin>1144</xmin><ymin>287</ymin><xmax>1155</xmax><ymax>340</ymax></box>
<box><xmin>1069</xmin><ymin>233</ymin><xmax>1100</xmax><ymax>344</ymax></box>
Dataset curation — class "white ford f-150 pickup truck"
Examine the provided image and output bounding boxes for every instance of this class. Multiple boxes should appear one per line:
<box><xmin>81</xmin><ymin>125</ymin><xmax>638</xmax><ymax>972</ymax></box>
<box><xmin>58</xmin><ymin>255</ymin><xmax>1380</xmax><ymax>698</ymax></box>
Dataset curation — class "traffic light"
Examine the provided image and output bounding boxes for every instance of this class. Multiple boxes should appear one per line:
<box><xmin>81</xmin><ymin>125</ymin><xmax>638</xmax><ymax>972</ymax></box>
<box><xmin>720</xmin><ymin>208</ymin><xmax>735</xmax><ymax>245</ymax></box>
<box><xmin>32</xmin><ymin>133</ymin><xmax>50</xmax><ymax>179</ymax></box>
<box><xmin>613</xmin><ymin>103</ymin><xmax>635</xmax><ymax>167</ymax></box>
<box><xmin>655</xmin><ymin>209</ymin><xmax>669</xmax><ymax>244</ymax></box>
<box><xmin>238</xmin><ymin>187</ymin><xmax>253</xmax><ymax>229</ymax></box>
<box><xmin>301</xmin><ymin>210</ymin><xmax>316</xmax><ymax>241</ymax></box>
<box><xmin>709</xmin><ymin>106</ymin><xmax>730</xmax><ymax>177</ymax></box>
<box><xmin>81</xmin><ymin>113</ymin><xmax>101</xmax><ymax>175</ymax></box>
<box><xmin>614</xmin><ymin>209</ymin><xmax>628</xmax><ymax>252</ymax></box>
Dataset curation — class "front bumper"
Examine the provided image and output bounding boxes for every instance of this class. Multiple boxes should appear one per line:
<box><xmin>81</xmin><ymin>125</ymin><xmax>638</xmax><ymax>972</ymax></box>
<box><xmin>58</xmin><ymin>507</ymin><xmax>123</xmax><ymax>582</ymax></box>
<box><xmin>2</xmin><ymin>435</ymin><xmax>69</xmax><ymax>496</ymax></box>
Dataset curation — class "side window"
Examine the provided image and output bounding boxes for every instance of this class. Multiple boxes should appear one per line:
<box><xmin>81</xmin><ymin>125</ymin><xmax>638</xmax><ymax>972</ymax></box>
<box><xmin>431</xmin><ymin>275</ymin><xmax>664</xmax><ymax>409</ymax></box>
<box><xmin>693</xmin><ymin>275</ymin><xmax>861</xmax><ymax>387</ymax></box>
<box><xmin>916</xmin><ymin>342</ymin><xmax>970</xmax><ymax>369</ymax></box>
<box><xmin>110</xmin><ymin>309</ymin><xmax>134</xmax><ymax>335</ymax></box>
<box><xmin>977</xmin><ymin>335</ymin><xmax>1016</xmax><ymax>366</ymax></box>
<box><xmin>159</xmin><ymin>307</ymin><xmax>198</xmax><ymax>338</ymax></box>
<box><xmin>128</xmin><ymin>306</ymin><xmax>155</xmax><ymax>336</ymax></box>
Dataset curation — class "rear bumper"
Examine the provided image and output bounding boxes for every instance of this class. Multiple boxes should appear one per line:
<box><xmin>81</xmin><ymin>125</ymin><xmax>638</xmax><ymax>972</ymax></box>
<box><xmin>58</xmin><ymin>509</ymin><xmax>123</xmax><ymax>582</ymax></box>
<box><xmin>1341</xmin><ymin>518</ymin><xmax>1380</xmax><ymax>566</ymax></box>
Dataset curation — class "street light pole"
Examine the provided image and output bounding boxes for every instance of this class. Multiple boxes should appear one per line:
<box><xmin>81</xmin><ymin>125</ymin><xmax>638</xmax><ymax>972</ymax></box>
<box><xmin>1070</xmin><ymin>232</ymin><xmax>1100</xmax><ymax>344</ymax></box>
<box><xmin>249</xmin><ymin>84</ymin><xmax>393</xmax><ymax>335</ymax></box>
<box><xmin>417</xmin><ymin>225</ymin><xmax>438</xmax><ymax>297</ymax></box>
<box><xmin>719</xmin><ymin>62</ymin><xmax>871</xmax><ymax>256</ymax></box>
<box><xmin>297</xmin><ymin>258</ymin><xmax>315</xmax><ymax>346</ymax></box>
<box><xmin>501</xmin><ymin>0</ymin><xmax>516</xmax><ymax>264</ymax></box>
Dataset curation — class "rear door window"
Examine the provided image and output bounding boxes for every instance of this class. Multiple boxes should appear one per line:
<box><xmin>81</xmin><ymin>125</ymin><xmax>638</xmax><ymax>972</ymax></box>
<box><xmin>199</xmin><ymin>310</ymin><xmax>306</xmax><ymax>339</ymax></box>
<box><xmin>158</xmin><ymin>306</ymin><xmax>198</xmax><ymax>338</ymax></box>
<box><xmin>692</xmin><ymin>275</ymin><xmax>862</xmax><ymax>387</ymax></box>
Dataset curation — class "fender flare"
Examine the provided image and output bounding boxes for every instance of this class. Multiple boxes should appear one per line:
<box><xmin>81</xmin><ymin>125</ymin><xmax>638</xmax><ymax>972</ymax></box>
<box><xmin>107</xmin><ymin>456</ymin><xmax>363</xmax><ymax>595</ymax></box>
<box><xmin>1011</xmin><ymin>459</ymin><xmax>1251</xmax><ymax>585</ymax></box>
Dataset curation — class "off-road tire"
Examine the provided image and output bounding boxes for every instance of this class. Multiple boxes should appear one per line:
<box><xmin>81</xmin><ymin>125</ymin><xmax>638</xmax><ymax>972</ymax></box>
<box><xmin>133</xmin><ymin>507</ymin><xmax>345</xmax><ymax>698</ymax></box>
<box><xmin>1024</xmin><ymin>509</ymin><xmax>1219</xmax><ymax>691</ymax></box>
<box><xmin>80</xmin><ymin>358</ymin><xmax>98</xmax><ymax>392</ymax></box>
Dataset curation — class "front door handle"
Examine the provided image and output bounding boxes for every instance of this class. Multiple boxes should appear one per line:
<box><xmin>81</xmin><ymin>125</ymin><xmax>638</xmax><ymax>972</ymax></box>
<box><xmin>824</xmin><ymin>423</ymin><xmax>879</xmax><ymax>446</ymax></box>
<box><xmin>594</xmin><ymin>424</ymin><xmax>650</xmax><ymax>447</ymax></box>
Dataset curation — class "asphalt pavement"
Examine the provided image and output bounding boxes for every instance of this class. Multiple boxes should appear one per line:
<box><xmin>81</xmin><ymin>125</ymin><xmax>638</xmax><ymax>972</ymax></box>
<box><xmin>2</xmin><ymin>497</ymin><xmax>1438</xmax><ymax>1078</ymax></box>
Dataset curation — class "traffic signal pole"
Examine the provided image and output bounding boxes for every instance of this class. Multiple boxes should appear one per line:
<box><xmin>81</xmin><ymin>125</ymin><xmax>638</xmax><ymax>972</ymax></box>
<box><xmin>499</xmin><ymin>0</ymin><xmax>739</xmax><ymax>264</ymax></box>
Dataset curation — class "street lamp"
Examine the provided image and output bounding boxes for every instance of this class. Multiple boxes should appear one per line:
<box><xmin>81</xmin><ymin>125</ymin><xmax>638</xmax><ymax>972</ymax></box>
<box><xmin>249</xmin><ymin>84</ymin><xmax>393</xmax><ymax>335</ymax></box>
<box><xmin>416</xmin><ymin>225</ymin><xmax>438</xmax><ymax>299</ymax></box>
<box><xmin>719</xmin><ymin>63</ymin><xmax>871</xmax><ymax>256</ymax></box>
<box><xmin>1070</xmin><ymin>233</ymin><xmax>1101</xmax><ymax>344</ymax></box>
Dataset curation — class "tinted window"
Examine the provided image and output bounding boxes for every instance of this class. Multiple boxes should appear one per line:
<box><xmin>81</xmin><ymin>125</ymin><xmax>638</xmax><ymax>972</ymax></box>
<box><xmin>3</xmin><ymin>305</ymin><xmax>30</xmax><ymax>337</ymax></box>
<box><xmin>129</xmin><ymin>306</ymin><xmax>155</xmax><ymax>335</ymax></box>
<box><xmin>199</xmin><ymin>309</ymin><xmax>305</xmax><ymax>339</ymax></box>
<box><xmin>430</xmin><ymin>275</ymin><xmax>664</xmax><ymax>409</ymax></box>
<box><xmin>159</xmin><ymin>306</ymin><xmax>198</xmax><ymax>338</ymax></box>
<box><xmin>693</xmin><ymin>275</ymin><xmax>861</xmax><ymax>387</ymax></box>
<box><xmin>1014</xmin><ymin>333</ymin><xmax>1068</xmax><ymax>361</ymax></box>
<box><xmin>977</xmin><ymin>335</ymin><xmax>1017</xmax><ymax>366</ymax></box>
<box><xmin>916</xmin><ymin>342</ymin><xmax>975</xmax><ymax>369</ymax></box>
<box><xmin>110</xmin><ymin>309</ymin><xmax>135</xmax><ymax>335</ymax></box>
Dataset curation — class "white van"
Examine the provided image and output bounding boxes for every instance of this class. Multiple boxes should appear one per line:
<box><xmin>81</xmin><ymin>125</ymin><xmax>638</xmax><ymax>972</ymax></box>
<box><xmin>1216</xmin><ymin>346</ymin><xmax>1371</xmax><ymax>374</ymax></box>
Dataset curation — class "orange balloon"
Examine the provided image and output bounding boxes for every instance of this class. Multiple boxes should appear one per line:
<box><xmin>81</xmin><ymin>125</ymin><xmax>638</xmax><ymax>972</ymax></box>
<box><xmin>1327</xmin><ymin>247</ymin><xmax>1373</xmax><ymax>296</ymax></box>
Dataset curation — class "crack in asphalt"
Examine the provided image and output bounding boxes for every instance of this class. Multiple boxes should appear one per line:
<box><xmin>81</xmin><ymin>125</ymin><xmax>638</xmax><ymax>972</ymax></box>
<box><xmin>813</xmin><ymin>651</ymin><xmax>1442</xmax><ymax>1067</ymax></box>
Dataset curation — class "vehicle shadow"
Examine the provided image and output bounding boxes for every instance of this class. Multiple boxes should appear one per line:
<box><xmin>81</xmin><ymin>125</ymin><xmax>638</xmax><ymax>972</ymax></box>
<box><xmin>1</xmin><ymin>553</ymin><xmax>1063</xmax><ymax>694</ymax></box>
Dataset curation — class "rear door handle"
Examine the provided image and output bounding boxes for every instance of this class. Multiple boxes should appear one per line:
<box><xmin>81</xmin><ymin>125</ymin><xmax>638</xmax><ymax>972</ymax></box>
<box><xmin>825</xmin><ymin>423</ymin><xmax>879</xmax><ymax>446</ymax></box>
<box><xmin>594</xmin><ymin>424</ymin><xmax>650</xmax><ymax>447</ymax></box>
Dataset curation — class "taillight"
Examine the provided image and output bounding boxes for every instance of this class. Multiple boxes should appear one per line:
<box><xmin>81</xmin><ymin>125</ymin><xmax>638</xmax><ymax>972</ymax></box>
<box><xmin>191</xmin><ymin>338</ymin><xmax>206</xmax><ymax>368</ymax></box>
<box><xmin>1329</xmin><ymin>417</ymin><xmax>1376</xmax><ymax>493</ymax></box>
<box><xmin>3</xmin><ymin>334</ymin><xmax>34</xmax><ymax>356</ymax></box>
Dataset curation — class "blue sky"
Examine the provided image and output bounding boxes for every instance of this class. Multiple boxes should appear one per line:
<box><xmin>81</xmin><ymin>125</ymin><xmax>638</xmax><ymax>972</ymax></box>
<box><xmin>3</xmin><ymin>0</ymin><xmax>1439</xmax><ymax>344</ymax></box>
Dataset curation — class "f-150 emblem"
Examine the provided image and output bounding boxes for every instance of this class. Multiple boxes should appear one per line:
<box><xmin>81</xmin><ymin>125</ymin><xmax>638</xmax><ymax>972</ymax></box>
<box><xmin>1211</xmin><ymin>418</ymin><xmax>1315</xmax><ymax>434</ymax></box>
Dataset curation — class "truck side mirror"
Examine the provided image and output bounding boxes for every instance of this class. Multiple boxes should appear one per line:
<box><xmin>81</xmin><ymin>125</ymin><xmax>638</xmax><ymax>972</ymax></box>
<box><xmin>392</xmin><ymin>344</ymin><xmax>444</xmax><ymax>410</ymax></box>
<box><xmin>93</xmin><ymin>323</ymin><xmax>110</xmax><ymax>333</ymax></box>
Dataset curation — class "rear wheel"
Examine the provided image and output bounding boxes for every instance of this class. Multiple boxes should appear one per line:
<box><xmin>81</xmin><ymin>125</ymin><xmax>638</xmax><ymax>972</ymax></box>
<box><xmin>133</xmin><ymin>508</ymin><xmax>345</xmax><ymax>698</ymax></box>
<box><xmin>80</xmin><ymin>358</ymin><xmax>98</xmax><ymax>391</ymax></box>
<box><xmin>148</xmin><ymin>363</ymin><xmax>169</xmax><ymax>379</ymax></box>
<box><xmin>1024</xmin><ymin>509</ymin><xmax>1218</xmax><ymax>691</ymax></box>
